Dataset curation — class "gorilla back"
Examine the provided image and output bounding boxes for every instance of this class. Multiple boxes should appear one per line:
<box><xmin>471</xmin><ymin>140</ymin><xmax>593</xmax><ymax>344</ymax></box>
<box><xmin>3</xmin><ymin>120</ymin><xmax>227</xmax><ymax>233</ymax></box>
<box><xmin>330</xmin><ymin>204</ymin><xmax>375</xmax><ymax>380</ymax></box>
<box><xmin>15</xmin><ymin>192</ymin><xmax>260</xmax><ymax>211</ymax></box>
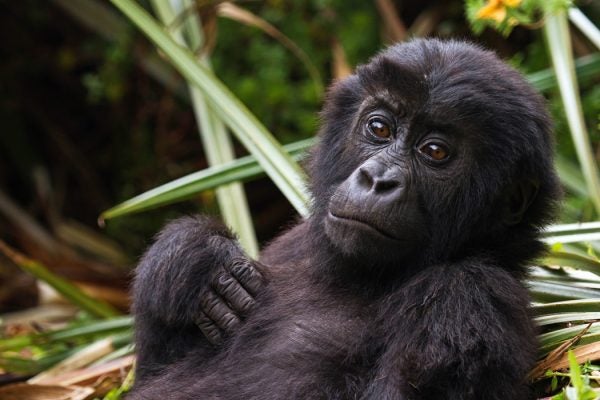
<box><xmin>129</xmin><ymin>39</ymin><xmax>560</xmax><ymax>400</ymax></box>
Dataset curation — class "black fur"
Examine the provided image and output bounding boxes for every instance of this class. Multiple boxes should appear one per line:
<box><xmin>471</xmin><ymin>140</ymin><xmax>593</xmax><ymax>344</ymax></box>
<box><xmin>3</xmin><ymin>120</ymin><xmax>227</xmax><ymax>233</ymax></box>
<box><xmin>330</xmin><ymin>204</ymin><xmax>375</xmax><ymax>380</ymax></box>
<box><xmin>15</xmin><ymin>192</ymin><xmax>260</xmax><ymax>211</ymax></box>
<box><xmin>129</xmin><ymin>39</ymin><xmax>560</xmax><ymax>399</ymax></box>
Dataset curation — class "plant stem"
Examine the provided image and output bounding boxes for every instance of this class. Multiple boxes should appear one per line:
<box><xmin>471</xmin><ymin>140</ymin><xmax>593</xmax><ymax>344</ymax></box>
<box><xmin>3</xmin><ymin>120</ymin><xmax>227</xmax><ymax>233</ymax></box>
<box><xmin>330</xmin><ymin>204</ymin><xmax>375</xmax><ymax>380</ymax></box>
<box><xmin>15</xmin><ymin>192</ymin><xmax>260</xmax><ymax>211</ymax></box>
<box><xmin>543</xmin><ymin>12</ymin><xmax>600</xmax><ymax>214</ymax></box>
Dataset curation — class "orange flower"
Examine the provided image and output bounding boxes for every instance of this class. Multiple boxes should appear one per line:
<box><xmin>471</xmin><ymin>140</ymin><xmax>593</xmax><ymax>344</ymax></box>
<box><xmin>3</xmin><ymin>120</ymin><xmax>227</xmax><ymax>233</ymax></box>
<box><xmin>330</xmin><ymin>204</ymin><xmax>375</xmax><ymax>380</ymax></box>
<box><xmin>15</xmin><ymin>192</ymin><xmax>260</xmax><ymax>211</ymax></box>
<box><xmin>476</xmin><ymin>0</ymin><xmax>522</xmax><ymax>23</ymax></box>
<box><xmin>503</xmin><ymin>0</ymin><xmax>522</xmax><ymax>7</ymax></box>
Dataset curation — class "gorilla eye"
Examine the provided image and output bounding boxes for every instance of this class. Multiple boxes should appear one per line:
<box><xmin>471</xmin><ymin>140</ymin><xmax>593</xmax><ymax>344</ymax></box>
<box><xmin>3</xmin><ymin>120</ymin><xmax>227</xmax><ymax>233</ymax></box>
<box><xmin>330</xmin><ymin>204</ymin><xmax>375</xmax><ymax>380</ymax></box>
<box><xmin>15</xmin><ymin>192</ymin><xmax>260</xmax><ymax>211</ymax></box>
<box><xmin>419</xmin><ymin>142</ymin><xmax>450</xmax><ymax>162</ymax></box>
<box><xmin>367</xmin><ymin>117</ymin><xmax>392</xmax><ymax>140</ymax></box>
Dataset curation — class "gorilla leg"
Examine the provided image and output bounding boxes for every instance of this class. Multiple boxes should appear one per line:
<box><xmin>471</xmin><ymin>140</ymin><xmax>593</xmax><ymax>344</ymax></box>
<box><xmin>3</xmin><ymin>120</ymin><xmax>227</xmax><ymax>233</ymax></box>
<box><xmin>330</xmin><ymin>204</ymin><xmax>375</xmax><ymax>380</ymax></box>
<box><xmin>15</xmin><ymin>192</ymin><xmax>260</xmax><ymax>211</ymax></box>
<box><xmin>132</xmin><ymin>215</ymin><xmax>265</xmax><ymax>381</ymax></box>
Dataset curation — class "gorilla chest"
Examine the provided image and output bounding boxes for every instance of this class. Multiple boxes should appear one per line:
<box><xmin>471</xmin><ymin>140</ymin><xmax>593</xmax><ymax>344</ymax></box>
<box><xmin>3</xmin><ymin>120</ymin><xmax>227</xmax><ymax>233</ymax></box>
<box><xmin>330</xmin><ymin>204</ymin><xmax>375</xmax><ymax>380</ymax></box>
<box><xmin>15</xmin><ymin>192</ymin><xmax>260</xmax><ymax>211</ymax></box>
<box><xmin>265</xmin><ymin>296</ymin><xmax>380</xmax><ymax>378</ymax></box>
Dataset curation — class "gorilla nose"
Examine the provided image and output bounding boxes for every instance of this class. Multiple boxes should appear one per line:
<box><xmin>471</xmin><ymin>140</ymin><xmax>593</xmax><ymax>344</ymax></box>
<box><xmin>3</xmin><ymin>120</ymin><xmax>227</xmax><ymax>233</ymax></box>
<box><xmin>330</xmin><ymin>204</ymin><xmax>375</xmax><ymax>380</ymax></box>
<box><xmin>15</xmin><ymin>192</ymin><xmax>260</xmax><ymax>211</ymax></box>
<box><xmin>353</xmin><ymin>161</ymin><xmax>403</xmax><ymax>197</ymax></box>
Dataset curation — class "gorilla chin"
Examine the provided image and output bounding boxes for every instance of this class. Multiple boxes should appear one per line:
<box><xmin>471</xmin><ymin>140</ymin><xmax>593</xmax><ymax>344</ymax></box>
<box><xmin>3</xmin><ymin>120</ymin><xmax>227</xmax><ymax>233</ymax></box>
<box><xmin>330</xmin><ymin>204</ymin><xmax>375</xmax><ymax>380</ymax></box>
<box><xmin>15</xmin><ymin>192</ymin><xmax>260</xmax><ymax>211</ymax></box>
<box><xmin>324</xmin><ymin>211</ymin><xmax>418</xmax><ymax>259</ymax></box>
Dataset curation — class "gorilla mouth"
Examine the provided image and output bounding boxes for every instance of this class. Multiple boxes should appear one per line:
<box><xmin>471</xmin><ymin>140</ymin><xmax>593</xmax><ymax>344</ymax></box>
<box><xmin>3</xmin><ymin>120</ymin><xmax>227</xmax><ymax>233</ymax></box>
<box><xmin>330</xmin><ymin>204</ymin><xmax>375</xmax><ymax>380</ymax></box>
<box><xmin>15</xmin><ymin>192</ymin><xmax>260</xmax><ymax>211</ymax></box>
<box><xmin>328</xmin><ymin>211</ymin><xmax>399</xmax><ymax>241</ymax></box>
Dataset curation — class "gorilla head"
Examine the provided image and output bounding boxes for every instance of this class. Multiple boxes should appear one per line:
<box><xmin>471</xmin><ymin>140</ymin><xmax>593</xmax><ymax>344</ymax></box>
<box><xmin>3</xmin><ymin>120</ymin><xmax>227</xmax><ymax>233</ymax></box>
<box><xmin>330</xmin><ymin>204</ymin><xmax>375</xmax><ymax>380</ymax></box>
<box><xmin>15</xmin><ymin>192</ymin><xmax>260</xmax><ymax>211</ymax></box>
<box><xmin>310</xmin><ymin>39</ymin><xmax>560</xmax><ymax>268</ymax></box>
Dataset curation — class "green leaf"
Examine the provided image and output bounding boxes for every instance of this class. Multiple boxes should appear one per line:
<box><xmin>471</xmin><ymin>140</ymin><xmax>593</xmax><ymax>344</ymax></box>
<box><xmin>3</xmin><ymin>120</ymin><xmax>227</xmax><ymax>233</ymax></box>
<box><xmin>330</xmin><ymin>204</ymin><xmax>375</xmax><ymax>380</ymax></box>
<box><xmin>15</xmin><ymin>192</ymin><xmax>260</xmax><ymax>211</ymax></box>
<box><xmin>535</xmin><ymin>312</ymin><xmax>600</xmax><ymax>326</ymax></box>
<box><xmin>528</xmin><ymin>281</ymin><xmax>600</xmax><ymax>303</ymax></box>
<box><xmin>100</xmin><ymin>139</ymin><xmax>313</xmax><ymax>220</ymax></box>
<box><xmin>538</xmin><ymin>324</ymin><xmax>600</xmax><ymax>354</ymax></box>
<box><xmin>544</xmin><ymin>12</ymin><xmax>600</xmax><ymax>214</ymax></box>
<box><xmin>543</xmin><ymin>250</ymin><xmax>600</xmax><ymax>274</ymax></box>
<box><xmin>568</xmin><ymin>351</ymin><xmax>584</xmax><ymax>395</ymax></box>
<box><xmin>527</xmin><ymin>53</ymin><xmax>600</xmax><ymax>93</ymax></box>
<box><xmin>0</xmin><ymin>316</ymin><xmax>132</xmax><ymax>351</ymax></box>
<box><xmin>533</xmin><ymin>299</ymin><xmax>600</xmax><ymax>315</ymax></box>
<box><xmin>109</xmin><ymin>0</ymin><xmax>310</xmax><ymax>216</ymax></box>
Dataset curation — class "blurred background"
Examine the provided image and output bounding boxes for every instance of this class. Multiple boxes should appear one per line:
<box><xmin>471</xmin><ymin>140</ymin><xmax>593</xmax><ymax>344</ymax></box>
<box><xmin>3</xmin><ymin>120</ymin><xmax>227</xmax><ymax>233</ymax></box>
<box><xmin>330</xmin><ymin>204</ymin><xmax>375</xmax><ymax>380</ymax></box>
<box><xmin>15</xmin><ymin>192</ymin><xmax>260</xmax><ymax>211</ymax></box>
<box><xmin>0</xmin><ymin>0</ymin><xmax>599</xmax><ymax>398</ymax></box>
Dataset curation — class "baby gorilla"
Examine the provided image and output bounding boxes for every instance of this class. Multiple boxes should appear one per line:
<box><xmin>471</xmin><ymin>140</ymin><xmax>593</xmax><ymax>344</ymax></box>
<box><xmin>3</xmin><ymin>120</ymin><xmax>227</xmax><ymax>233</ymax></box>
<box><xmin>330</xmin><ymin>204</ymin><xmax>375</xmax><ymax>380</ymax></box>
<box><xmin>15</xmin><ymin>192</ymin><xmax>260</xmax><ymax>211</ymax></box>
<box><xmin>130</xmin><ymin>39</ymin><xmax>560</xmax><ymax>399</ymax></box>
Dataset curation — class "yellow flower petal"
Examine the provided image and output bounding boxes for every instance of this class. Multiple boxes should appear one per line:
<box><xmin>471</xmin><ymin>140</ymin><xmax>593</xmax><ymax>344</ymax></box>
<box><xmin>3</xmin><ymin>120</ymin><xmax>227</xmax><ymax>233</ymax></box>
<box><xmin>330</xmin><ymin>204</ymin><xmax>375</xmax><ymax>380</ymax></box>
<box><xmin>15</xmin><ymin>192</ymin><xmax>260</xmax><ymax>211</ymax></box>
<box><xmin>502</xmin><ymin>0</ymin><xmax>521</xmax><ymax>7</ymax></box>
<box><xmin>476</xmin><ymin>1</ymin><xmax>507</xmax><ymax>23</ymax></box>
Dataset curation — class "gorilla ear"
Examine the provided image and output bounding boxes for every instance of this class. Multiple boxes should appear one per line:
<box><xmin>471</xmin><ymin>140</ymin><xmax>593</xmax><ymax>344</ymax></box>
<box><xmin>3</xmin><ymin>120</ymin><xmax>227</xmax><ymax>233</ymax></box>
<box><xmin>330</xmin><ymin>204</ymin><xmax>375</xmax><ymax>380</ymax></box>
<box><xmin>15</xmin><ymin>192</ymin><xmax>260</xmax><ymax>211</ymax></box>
<box><xmin>503</xmin><ymin>180</ymin><xmax>540</xmax><ymax>225</ymax></box>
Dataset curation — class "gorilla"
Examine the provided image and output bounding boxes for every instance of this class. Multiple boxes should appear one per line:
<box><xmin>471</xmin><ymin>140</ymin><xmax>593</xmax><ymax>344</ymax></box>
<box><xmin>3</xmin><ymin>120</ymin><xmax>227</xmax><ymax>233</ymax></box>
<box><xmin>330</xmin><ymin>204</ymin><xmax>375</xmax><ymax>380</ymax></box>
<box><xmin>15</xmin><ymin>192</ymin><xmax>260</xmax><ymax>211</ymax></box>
<box><xmin>129</xmin><ymin>39</ymin><xmax>560</xmax><ymax>399</ymax></box>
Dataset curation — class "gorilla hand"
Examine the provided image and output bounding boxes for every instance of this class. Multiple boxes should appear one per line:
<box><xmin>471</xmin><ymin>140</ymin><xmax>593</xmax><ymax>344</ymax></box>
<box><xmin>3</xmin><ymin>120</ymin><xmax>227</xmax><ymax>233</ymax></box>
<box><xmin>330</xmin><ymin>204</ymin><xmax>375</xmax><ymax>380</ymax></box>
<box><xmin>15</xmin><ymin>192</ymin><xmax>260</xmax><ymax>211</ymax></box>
<box><xmin>196</xmin><ymin>257</ymin><xmax>265</xmax><ymax>345</ymax></box>
<box><xmin>133</xmin><ymin>215</ymin><xmax>266</xmax><ymax>380</ymax></box>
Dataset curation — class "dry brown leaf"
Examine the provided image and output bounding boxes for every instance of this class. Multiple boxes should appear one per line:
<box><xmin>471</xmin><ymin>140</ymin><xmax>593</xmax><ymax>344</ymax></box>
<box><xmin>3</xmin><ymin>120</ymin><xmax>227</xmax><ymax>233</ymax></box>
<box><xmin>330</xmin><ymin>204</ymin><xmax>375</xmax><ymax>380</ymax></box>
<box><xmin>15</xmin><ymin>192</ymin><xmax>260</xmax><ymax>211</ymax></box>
<box><xmin>1</xmin><ymin>304</ymin><xmax>76</xmax><ymax>325</ymax></box>
<box><xmin>408</xmin><ymin>5</ymin><xmax>445</xmax><ymax>37</ymax></box>
<box><xmin>29</xmin><ymin>338</ymin><xmax>115</xmax><ymax>385</ymax></box>
<box><xmin>0</xmin><ymin>190</ymin><xmax>126</xmax><ymax>285</ymax></box>
<box><xmin>75</xmin><ymin>282</ymin><xmax>130</xmax><ymax>310</ymax></box>
<box><xmin>550</xmin><ymin>342</ymin><xmax>600</xmax><ymax>371</ymax></box>
<box><xmin>374</xmin><ymin>0</ymin><xmax>407</xmax><ymax>42</ymax></box>
<box><xmin>34</xmin><ymin>355</ymin><xmax>134</xmax><ymax>388</ymax></box>
<box><xmin>0</xmin><ymin>383</ymin><xmax>94</xmax><ymax>400</ymax></box>
<box><xmin>331</xmin><ymin>39</ymin><xmax>352</xmax><ymax>80</ymax></box>
<box><xmin>528</xmin><ymin>323</ymin><xmax>593</xmax><ymax>380</ymax></box>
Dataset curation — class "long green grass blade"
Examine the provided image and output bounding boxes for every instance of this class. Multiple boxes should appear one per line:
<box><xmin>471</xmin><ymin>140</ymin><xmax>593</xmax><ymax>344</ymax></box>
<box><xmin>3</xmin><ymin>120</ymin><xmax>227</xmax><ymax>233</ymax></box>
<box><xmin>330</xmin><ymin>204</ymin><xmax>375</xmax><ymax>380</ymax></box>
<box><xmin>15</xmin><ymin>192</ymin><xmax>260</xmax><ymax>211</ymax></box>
<box><xmin>0</xmin><ymin>347</ymin><xmax>84</xmax><ymax>375</ymax></box>
<box><xmin>100</xmin><ymin>139</ymin><xmax>313</xmax><ymax>220</ymax></box>
<box><xmin>543</xmin><ymin>222</ymin><xmax>600</xmax><ymax>247</ymax></box>
<box><xmin>109</xmin><ymin>0</ymin><xmax>309</xmax><ymax>215</ymax></box>
<box><xmin>535</xmin><ymin>312</ymin><xmax>600</xmax><ymax>326</ymax></box>
<box><xmin>530</xmin><ymin>266</ymin><xmax>600</xmax><ymax>287</ymax></box>
<box><xmin>49</xmin><ymin>317</ymin><xmax>133</xmax><ymax>342</ymax></box>
<box><xmin>0</xmin><ymin>316</ymin><xmax>132</xmax><ymax>351</ymax></box>
<box><xmin>538</xmin><ymin>323</ymin><xmax>600</xmax><ymax>352</ymax></box>
<box><xmin>554</xmin><ymin>154</ymin><xmax>589</xmax><ymax>197</ymax></box>
<box><xmin>527</xmin><ymin>53</ymin><xmax>600</xmax><ymax>92</ymax></box>
<box><xmin>532</xmin><ymin>299</ymin><xmax>600</xmax><ymax>315</ymax></box>
<box><xmin>544</xmin><ymin>12</ymin><xmax>600</xmax><ymax>214</ymax></box>
<box><xmin>528</xmin><ymin>281</ymin><xmax>600</xmax><ymax>302</ymax></box>
<box><xmin>543</xmin><ymin>251</ymin><xmax>600</xmax><ymax>274</ymax></box>
<box><xmin>150</xmin><ymin>0</ymin><xmax>258</xmax><ymax>256</ymax></box>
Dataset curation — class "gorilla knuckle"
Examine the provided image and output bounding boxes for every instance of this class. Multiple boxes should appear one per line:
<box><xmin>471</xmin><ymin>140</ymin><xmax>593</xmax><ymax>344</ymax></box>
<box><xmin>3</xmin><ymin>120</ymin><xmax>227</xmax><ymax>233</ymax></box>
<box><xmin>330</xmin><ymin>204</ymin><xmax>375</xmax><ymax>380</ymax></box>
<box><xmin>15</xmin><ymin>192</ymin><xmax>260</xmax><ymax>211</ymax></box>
<box><xmin>230</xmin><ymin>259</ymin><xmax>264</xmax><ymax>295</ymax></box>
<box><xmin>220</xmin><ymin>313</ymin><xmax>241</xmax><ymax>331</ymax></box>
<box><xmin>194</xmin><ymin>311</ymin><xmax>222</xmax><ymax>345</ymax></box>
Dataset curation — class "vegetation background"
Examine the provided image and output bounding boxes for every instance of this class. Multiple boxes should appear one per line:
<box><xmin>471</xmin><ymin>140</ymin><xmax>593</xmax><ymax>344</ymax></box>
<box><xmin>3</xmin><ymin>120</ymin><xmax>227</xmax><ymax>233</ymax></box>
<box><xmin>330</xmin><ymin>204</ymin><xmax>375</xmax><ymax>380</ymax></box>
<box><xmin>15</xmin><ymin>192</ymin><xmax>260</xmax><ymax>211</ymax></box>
<box><xmin>0</xmin><ymin>0</ymin><xmax>599</xmax><ymax>399</ymax></box>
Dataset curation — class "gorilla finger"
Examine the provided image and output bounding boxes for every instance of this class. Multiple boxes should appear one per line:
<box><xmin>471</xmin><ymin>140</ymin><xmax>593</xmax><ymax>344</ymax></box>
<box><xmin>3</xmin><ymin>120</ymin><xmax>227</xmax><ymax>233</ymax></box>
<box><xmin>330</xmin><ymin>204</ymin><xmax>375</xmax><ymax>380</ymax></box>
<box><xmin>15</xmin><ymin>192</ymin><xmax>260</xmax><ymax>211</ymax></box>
<box><xmin>230</xmin><ymin>259</ymin><xmax>264</xmax><ymax>296</ymax></box>
<box><xmin>201</xmin><ymin>290</ymin><xmax>242</xmax><ymax>333</ymax></box>
<box><xmin>213</xmin><ymin>272</ymin><xmax>256</xmax><ymax>314</ymax></box>
<box><xmin>194</xmin><ymin>310</ymin><xmax>223</xmax><ymax>345</ymax></box>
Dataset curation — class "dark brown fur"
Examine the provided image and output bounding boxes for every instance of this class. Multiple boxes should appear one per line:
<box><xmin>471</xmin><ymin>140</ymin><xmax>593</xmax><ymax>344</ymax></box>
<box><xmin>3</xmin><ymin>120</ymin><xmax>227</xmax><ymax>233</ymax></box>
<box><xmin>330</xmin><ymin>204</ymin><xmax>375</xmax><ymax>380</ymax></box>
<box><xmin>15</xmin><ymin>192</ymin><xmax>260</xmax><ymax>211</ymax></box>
<box><xmin>129</xmin><ymin>39</ymin><xmax>560</xmax><ymax>399</ymax></box>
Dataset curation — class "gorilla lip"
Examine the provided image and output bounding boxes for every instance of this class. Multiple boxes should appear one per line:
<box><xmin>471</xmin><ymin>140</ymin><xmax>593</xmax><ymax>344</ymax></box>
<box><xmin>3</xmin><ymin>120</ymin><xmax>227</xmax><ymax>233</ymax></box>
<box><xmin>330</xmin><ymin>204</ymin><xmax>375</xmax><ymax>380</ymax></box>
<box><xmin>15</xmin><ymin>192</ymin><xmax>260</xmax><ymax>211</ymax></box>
<box><xmin>327</xmin><ymin>211</ymin><xmax>399</xmax><ymax>241</ymax></box>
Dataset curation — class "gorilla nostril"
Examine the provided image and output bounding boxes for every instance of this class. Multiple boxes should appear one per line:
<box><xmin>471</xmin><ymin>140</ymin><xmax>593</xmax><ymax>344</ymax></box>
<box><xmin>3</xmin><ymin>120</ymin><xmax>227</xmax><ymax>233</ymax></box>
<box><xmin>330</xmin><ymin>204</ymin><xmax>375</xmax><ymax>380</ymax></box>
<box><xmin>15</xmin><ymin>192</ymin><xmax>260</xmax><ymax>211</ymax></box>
<box><xmin>358</xmin><ymin>167</ymin><xmax>374</xmax><ymax>188</ymax></box>
<box><xmin>356</xmin><ymin>167</ymin><xmax>401</xmax><ymax>194</ymax></box>
<box><xmin>373</xmin><ymin>178</ymin><xmax>400</xmax><ymax>193</ymax></box>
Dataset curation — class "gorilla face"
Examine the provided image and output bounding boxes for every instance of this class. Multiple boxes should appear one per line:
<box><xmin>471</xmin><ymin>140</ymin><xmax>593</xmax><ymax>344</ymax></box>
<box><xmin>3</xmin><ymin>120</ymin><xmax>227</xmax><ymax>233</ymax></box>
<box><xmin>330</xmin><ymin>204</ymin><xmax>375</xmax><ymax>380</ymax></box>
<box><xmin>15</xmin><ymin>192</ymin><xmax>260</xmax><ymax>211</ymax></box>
<box><xmin>323</xmin><ymin>90</ymin><xmax>461</xmax><ymax>260</ymax></box>
<box><xmin>317</xmin><ymin>39</ymin><xmax>558</xmax><ymax>264</ymax></box>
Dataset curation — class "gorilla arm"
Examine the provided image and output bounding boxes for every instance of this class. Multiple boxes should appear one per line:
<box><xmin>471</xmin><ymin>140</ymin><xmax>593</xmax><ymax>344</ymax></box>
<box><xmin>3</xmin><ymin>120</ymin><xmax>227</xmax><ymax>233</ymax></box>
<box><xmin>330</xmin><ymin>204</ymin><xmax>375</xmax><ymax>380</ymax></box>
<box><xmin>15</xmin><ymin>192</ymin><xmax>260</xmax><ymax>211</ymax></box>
<box><xmin>364</xmin><ymin>261</ymin><xmax>537</xmax><ymax>400</ymax></box>
<box><xmin>132</xmin><ymin>215</ymin><xmax>265</xmax><ymax>381</ymax></box>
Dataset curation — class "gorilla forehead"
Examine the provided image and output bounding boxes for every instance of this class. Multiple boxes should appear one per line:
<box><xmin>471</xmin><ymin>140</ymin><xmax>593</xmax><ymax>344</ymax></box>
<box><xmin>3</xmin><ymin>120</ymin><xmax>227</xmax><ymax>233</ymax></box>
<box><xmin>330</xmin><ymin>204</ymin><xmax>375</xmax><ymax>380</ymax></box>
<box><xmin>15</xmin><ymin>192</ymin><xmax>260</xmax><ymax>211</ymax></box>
<box><xmin>359</xmin><ymin>39</ymin><xmax>520</xmax><ymax>103</ymax></box>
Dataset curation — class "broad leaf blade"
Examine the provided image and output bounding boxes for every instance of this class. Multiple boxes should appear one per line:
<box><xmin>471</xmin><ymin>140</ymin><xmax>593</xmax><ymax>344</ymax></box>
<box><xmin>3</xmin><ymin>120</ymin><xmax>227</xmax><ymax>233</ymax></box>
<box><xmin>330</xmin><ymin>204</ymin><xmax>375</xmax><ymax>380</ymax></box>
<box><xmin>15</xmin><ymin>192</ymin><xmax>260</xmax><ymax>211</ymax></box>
<box><xmin>100</xmin><ymin>139</ymin><xmax>313</xmax><ymax>220</ymax></box>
